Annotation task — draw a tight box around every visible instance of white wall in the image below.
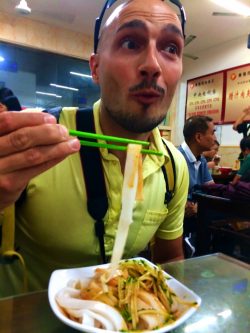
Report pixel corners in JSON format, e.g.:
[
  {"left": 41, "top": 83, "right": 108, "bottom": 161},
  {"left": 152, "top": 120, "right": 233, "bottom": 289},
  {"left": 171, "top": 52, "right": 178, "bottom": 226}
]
[{"left": 174, "top": 35, "right": 250, "bottom": 146}]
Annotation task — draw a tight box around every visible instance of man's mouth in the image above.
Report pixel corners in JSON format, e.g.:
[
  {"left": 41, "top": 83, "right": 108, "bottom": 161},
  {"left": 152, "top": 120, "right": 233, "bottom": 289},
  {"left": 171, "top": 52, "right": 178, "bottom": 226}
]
[{"left": 130, "top": 89, "right": 162, "bottom": 105}]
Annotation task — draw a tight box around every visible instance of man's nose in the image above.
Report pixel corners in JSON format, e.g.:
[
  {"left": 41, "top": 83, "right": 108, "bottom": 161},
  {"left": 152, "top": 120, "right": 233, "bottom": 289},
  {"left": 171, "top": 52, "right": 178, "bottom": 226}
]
[{"left": 138, "top": 45, "right": 161, "bottom": 81}]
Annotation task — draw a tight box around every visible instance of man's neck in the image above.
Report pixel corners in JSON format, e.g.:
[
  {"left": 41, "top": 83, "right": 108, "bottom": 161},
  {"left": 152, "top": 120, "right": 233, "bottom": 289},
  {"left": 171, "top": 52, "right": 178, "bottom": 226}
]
[
  {"left": 187, "top": 142, "right": 202, "bottom": 159},
  {"left": 99, "top": 106, "right": 151, "bottom": 140},
  {"left": 99, "top": 106, "right": 152, "bottom": 173}
]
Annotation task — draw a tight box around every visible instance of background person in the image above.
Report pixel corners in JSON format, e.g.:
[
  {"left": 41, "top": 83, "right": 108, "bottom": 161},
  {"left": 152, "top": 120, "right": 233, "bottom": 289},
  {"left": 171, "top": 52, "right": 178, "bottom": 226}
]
[
  {"left": 203, "top": 140, "right": 220, "bottom": 171},
  {"left": 200, "top": 137, "right": 250, "bottom": 201},
  {"left": 0, "top": 0, "right": 188, "bottom": 297},
  {"left": 231, "top": 137, "right": 250, "bottom": 185},
  {"left": 233, "top": 106, "right": 250, "bottom": 163},
  {"left": 0, "top": 87, "right": 22, "bottom": 112},
  {"left": 232, "top": 106, "right": 250, "bottom": 138},
  {"left": 178, "top": 116, "right": 216, "bottom": 256}
]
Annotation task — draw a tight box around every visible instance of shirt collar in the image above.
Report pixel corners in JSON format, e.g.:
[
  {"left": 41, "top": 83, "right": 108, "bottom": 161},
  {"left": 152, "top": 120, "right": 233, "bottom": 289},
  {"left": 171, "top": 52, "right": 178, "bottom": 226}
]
[{"left": 181, "top": 141, "right": 197, "bottom": 163}]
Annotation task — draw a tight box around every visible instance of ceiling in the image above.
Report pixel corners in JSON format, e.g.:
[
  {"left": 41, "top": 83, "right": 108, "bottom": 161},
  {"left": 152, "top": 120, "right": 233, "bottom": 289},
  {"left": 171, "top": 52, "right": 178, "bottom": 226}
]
[{"left": 0, "top": 0, "right": 249, "bottom": 60}]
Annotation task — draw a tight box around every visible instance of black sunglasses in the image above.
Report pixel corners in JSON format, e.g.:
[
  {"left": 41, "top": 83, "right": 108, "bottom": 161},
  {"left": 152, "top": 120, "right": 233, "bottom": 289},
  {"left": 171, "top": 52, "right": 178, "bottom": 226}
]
[{"left": 94, "top": 0, "right": 186, "bottom": 53}]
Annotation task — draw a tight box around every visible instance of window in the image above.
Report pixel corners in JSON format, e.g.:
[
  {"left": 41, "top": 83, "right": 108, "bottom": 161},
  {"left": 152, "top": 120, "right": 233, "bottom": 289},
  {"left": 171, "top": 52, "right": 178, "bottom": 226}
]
[{"left": 0, "top": 41, "right": 100, "bottom": 109}]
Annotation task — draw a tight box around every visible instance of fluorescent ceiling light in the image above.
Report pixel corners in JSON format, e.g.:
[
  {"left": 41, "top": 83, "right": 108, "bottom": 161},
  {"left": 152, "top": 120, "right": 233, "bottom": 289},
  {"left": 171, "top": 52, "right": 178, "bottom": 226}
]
[
  {"left": 70, "top": 71, "right": 92, "bottom": 78},
  {"left": 211, "top": 0, "right": 250, "bottom": 16},
  {"left": 15, "top": 0, "right": 31, "bottom": 15},
  {"left": 50, "top": 83, "right": 79, "bottom": 91},
  {"left": 0, "top": 56, "right": 5, "bottom": 62},
  {"left": 36, "top": 91, "right": 62, "bottom": 98}
]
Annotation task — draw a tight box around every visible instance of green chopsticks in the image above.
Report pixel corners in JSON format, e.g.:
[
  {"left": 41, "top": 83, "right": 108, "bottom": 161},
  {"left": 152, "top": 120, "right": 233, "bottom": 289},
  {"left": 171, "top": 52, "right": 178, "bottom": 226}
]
[
  {"left": 69, "top": 129, "right": 163, "bottom": 156},
  {"left": 69, "top": 129, "right": 149, "bottom": 146}
]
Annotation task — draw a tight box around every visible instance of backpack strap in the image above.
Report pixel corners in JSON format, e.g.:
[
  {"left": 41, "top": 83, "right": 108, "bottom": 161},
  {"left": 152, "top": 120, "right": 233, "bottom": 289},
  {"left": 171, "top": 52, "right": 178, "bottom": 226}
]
[
  {"left": 45, "top": 106, "right": 109, "bottom": 263},
  {"left": 76, "top": 108, "right": 108, "bottom": 264},
  {"left": 0, "top": 205, "right": 28, "bottom": 291},
  {"left": 161, "top": 140, "right": 176, "bottom": 204}
]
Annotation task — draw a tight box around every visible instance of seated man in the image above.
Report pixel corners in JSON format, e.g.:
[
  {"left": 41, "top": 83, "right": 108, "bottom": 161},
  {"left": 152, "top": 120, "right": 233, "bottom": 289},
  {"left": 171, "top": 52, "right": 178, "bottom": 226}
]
[
  {"left": 232, "top": 106, "right": 250, "bottom": 138},
  {"left": 231, "top": 137, "right": 250, "bottom": 185},
  {"left": 178, "top": 116, "right": 216, "bottom": 256}
]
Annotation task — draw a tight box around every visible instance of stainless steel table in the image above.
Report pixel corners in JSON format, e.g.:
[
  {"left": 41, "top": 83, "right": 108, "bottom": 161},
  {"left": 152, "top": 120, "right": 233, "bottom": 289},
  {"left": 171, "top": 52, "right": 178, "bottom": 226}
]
[{"left": 0, "top": 253, "right": 249, "bottom": 333}]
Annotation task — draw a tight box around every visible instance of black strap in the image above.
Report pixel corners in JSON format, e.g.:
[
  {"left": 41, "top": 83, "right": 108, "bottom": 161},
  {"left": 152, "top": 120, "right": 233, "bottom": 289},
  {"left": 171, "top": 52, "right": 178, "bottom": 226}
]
[
  {"left": 161, "top": 141, "right": 176, "bottom": 204},
  {"left": 76, "top": 108, "right": 108, "bottom": 264},
  {"left": 48, "top": 107, "right": 175, "bottom": 261}
]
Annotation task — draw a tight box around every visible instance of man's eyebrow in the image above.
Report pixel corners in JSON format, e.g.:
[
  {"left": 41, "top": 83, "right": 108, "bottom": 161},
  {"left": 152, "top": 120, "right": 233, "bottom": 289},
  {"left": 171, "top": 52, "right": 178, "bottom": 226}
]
[
  {"left": 117, "top": 19, "right": 147, "bottom": 33},
  {"left": 162, "top": 24, "right": 184, "bottom": 39},
  {"left": 116, "top": 20, "right": 184, "bottom": 40}
]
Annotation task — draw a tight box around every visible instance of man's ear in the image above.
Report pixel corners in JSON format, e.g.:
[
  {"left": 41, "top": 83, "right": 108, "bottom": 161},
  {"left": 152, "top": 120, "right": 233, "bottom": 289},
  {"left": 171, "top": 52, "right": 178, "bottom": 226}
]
[
  {"left": 0, "top": 103, "right": 7, "bottom": 112},
  {"left": 90, "top": 53, "right": 100, "bottom": 84},
  {"left": 195, "top": 132, "right": 202, "bottom": 143}
]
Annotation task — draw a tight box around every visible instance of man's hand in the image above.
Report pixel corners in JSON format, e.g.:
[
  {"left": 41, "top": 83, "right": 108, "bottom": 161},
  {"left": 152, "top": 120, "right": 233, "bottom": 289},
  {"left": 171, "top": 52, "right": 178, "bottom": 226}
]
[
  {"left": 0, "top": 111, "right": 80, "bottom": 210},
  {"left": 233, "top": 106, "right": 250, "bottom": 130},
  {"left": 185, "top": 201, "right": 197, "bottom": 217},
  {"left": 243, "top": 106, "right": 250, "bottom": 115}
]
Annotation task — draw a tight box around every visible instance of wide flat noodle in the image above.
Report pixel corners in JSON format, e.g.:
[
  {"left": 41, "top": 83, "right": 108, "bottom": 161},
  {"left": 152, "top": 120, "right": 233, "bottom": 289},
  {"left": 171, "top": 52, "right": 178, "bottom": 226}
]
[
  {"left": 136, "top": 152, "right": 143, "bottom": 201},
  {"left": 109, "top": 144, "right": 142, "bottom": 271},
  {"left": 55, "top": 259, "right": 198, "bottom": 331}
]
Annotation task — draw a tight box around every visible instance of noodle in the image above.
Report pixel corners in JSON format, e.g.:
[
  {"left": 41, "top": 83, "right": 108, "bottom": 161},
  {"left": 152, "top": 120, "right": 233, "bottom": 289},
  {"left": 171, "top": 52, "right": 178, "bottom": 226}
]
[{"left": 56, "top": 259, "right": 197, "bottom": 331}]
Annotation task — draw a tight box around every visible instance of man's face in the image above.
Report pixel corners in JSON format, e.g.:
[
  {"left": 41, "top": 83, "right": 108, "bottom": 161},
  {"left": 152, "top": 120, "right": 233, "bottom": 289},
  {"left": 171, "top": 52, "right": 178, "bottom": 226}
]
[
  {"left": 198, "top": 121, "right": 217, "bottom": 152},
  {"left": 242, "top": 148, "right": 250, "bottom": 157},
  {"left": 205, "top": 143, "right": 219, "bottom": 158},
  {"left": 0, "top": 103, "right": 8, "bottom": 113},
  {"left": 90, "top": 0, "right": 184, "bottom": 133}
]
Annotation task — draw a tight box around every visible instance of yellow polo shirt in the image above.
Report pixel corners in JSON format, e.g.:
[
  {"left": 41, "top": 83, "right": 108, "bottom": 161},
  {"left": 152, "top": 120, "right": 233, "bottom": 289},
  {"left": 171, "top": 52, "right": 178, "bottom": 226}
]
[{"left": 0, "top": 101, "right": 188, "bottom": 297}]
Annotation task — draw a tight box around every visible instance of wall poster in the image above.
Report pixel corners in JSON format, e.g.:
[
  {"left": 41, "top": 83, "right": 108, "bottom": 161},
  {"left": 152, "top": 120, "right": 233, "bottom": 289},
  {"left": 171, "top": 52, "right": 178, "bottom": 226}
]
[
  {"left": 224, "top": 64, "right": 250, "bottom": 123},
  {"left": 185, "top": 73, "right": 223, "bottom": 122},
  {"left": 185, "top": 63, "right": 250, "bottom": 124}
]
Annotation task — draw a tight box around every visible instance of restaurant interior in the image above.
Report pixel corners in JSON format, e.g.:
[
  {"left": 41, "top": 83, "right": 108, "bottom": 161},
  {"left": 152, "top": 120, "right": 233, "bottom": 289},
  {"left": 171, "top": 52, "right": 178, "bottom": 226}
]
[{"left": 0, "top": 1, "right": 249, "bottom": 332}]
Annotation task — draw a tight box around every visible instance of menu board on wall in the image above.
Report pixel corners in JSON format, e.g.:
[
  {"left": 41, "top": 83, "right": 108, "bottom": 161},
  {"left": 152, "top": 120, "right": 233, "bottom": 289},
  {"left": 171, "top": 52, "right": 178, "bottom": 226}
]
[
  {"left": 185, "top": 73, "right": 223, "bottom": 122},
  {"left": 224, "top": 64, "right": 250, "bottom": 123},
  {"left": 185, "top": 63, "right": 250, "bottom": 124}
]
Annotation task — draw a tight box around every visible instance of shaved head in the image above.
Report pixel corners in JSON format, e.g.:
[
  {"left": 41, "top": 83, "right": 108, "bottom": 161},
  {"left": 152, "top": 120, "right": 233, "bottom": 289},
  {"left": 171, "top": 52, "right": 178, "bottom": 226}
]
[
  {"left": 98, "top": 0, "right": 182, "bottom": 52},
  {"left": 90, "top": 0, "right": 184, "bottom": 136}
]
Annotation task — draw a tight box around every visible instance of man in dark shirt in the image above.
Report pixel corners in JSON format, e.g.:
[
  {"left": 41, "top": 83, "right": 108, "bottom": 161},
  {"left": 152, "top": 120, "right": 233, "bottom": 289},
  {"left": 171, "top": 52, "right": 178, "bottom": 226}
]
[
  {"left": 231, "top": 137, "right": 250, "bottom": 184},
  {"left": 233, "top": 106, "right": 250, "bottom": 138}
]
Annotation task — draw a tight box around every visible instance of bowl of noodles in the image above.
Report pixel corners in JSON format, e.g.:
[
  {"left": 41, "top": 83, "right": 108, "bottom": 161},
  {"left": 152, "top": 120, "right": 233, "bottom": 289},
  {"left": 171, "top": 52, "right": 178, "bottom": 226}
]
[{"left": 48, "top": 257, "right": 201, "bottom": 333}]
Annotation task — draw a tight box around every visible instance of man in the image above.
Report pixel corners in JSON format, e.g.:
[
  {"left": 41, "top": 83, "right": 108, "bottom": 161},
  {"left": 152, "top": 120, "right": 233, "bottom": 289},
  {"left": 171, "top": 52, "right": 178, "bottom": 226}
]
[
  {"left": 0, "top": 87, "right": 22, "bottom": 112},
  {"left": 233, "top": 106, "right": 250, "bottom": 161},
  {"left": 232, "top": 106, "right": 250, "bottom": 138},
  {"left": 0, "top": 0, "right": 188, "bottom": 296},
  {"left": 178, "top": 116, "right": 216, "bottom": 254},
  {"left": 231, "top": 137, "right": 250, "bottom": 185},
  {"left": 203, "top": 140, "right": 220, "bottom": 170},
  {"left": 200, "top": 136, "right": 250, "bottom": 201}
]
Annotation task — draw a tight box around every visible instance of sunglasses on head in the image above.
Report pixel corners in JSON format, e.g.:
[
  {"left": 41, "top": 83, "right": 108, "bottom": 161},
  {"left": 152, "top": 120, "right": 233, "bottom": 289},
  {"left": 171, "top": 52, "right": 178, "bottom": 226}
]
[{"left": 94, "top": 0, "right": 186, "bottom": 53}]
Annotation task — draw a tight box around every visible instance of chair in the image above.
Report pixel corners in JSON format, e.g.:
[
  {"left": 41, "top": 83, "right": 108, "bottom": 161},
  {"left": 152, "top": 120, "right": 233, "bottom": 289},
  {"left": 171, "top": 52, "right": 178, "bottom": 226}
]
[{"left": 193, "top": 193, "right": 250, "bottom": 263}]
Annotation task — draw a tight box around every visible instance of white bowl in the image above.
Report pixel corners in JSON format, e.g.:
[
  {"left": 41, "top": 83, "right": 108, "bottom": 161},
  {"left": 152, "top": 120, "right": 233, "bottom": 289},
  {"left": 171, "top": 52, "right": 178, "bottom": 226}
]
[{"left": 48, "top": 257, "right": 201, "bottom": 333}]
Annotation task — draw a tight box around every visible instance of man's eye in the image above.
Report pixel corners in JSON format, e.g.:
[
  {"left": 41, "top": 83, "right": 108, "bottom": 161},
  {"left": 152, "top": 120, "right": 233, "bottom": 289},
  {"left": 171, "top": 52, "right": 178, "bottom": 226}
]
[
  {"left": 163, "top": 44, "right": 179, "bottom": 55},
  {"left": 121, "top": 39, "right": 138, "bottom": 50}
]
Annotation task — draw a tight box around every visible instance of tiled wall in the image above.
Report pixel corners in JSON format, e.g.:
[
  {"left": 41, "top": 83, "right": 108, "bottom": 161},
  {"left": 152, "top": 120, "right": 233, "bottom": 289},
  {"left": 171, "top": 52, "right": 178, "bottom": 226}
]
[{"left": 0, "top": 11, "right": 92, "bottom": 59}]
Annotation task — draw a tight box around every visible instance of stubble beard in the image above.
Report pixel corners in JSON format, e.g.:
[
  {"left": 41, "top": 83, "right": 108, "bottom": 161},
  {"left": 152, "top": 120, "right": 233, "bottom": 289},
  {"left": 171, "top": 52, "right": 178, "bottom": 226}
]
[{"left": 105, "top": 104, "right": 167, "bottom": 133}]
